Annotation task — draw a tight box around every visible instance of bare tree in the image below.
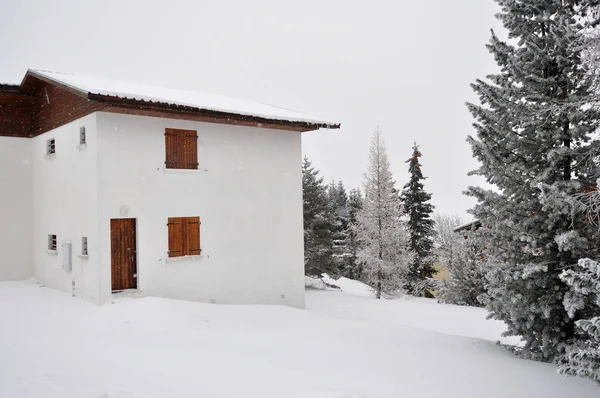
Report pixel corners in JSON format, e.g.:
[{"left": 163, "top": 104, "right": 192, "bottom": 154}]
[{"left": 432, "top": 213, "right": 464, "bottom": 272}]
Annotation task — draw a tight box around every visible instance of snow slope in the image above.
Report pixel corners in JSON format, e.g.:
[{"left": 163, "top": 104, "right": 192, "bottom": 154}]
[
  {"left": 0, "top": 281, "right": 597, "bottom": 398},
  {"left": 306, "top": 290, "right": 522, "bottom": 345}
]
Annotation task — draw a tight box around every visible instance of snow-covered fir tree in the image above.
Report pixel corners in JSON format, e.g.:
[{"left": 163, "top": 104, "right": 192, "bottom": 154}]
[
  {"left": 466, "top": 0, "right": 600, "bottom": 361},
  {"left": 432, "top": 214, "right": 486, "bottom": 307},
  {"left": 401, "top": 142, "right": 435, "bottom": 297},
  {"left": 555, "top": 175, "right": 600, "bottom": 383},
  {"left": 302, "top": 157, "right": 336, "bottom": 278},
  {"left": 354, "top": 129, "right": 414, "bottom": 299},
  {"left": 558, "top": 258, "right": 600, "bottom": 384},
  {"left": 347, "top": 188, "right": 364, "bottom": 280},
  {"left": 437, "top": 227, "right": 487, "bottom": 308},
  {"left": 328, "top": 180, "right": 352, "bottom": 276}
]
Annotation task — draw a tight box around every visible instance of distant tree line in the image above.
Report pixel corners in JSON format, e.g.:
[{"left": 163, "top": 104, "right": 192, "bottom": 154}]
[{"left": 303, "top": 130, "right": 435, "bottom": 299}]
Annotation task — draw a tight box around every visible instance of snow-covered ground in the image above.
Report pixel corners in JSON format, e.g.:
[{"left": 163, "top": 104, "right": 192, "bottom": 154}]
[{"left": 0, "top": 280, "right": 597, "bottom": 398}]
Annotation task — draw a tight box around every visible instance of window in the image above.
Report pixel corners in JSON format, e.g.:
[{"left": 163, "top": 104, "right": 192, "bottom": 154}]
[
  {"left": 48, "top": 234, "right": 57, "bottom": 251},
  {"left": 165, "top": 128, "right": 198, "bottom": 169},
  {"left": 79, "top": 126, "right": 86, "bottom": 145},
  {"left": 167, "top": 217, "right": 201, "bottom": 257},
  {"left": 81, "top": 236, "right": 88, "bottom": 256},
  {"left": 46, "top": 138, "right": 56, "bottom": 155}
]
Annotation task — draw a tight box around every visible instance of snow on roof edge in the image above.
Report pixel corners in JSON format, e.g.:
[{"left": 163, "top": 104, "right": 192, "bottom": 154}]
[
  {"left": 27, "top": 69, "right": 339, "bottom": 127},
  {"left": 453, "top": 219, "right": 482, "bottom": 232}
]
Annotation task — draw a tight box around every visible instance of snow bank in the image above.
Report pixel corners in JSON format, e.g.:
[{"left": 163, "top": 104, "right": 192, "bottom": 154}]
[
  {"left": 305, "top": 275, "right": 372, "bottom": 295},
  {"left": 0, "top": 281, "right": 596, "bottom": 398},
  {"left": 320, "top": 275, "right": 375, "bottom": 297},
  {"left": 306, "top": 289, "right": 522, "bottom": 345},
  {"left": 305, "top": 276, "right": 340, "bottom": 291}
]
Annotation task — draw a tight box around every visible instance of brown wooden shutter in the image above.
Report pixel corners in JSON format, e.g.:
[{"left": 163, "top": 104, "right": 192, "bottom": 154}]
[
  {"left": 165, "top": 129, "right": 180, "bottom": 169},
  {"left": 167, "top": 217, "right": 184, "bottom": 257},
  {"left": 182, "top": 130, "right": 198, "bottom": 170},
  {"left": 184, "top": 217, "right": 201, "bottom": 255},
  {"left": 165, "top": 128, "right": 197, "bottom": 169}
]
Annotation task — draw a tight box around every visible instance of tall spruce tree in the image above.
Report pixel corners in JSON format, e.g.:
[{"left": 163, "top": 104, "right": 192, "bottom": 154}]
[
  {"left": 355, "top": 129, "right": 414, "bottom": 298},
  {"left": 466, "top": 0, "right": 600, "bottom": 360},
  {"left": 347, "top": 188, "right": 364, "bottom": 280},
  {"left": 401, "top": 142, "right": 436, "bottom": 297},
  {"left": 302, "top": 157, "right": 336, "bottom": 278}
]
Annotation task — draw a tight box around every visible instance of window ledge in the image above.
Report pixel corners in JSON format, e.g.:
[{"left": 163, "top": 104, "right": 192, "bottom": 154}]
[
  {"left": 78, "top": 254, "right": 89, "bottom": 260},
  {"left": 76, "top": 144, "right": 87, "bottom": 151},
  {"left": 44, "top": 153, "right": 56, "bottom": 160},
  {"left": 46, "top": 249, "right": 58, "bottom": 255},
  {"left": 162, "top": 167, "right": 206, "bottom": 174},
  {"left": 166, "top": 254, "right": 205, "bottom": 263}
]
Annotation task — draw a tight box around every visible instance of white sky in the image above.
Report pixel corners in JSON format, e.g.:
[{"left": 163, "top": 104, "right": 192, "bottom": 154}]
[{"left": 0, "top": 0, "right": 502, "bottom": 218}]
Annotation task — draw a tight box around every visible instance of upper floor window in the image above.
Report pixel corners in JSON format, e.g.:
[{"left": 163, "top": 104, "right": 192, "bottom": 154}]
[
  {"left": 46, "top": 138, "right": 56, "bottom": 155},
  {"left": 164, "top": 128, "right": 198, "bottom": 169}
]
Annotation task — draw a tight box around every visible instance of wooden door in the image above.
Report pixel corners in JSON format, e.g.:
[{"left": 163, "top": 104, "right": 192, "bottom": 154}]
[{"left": 111, "top": 218, "right": 137, "bottom": 291}]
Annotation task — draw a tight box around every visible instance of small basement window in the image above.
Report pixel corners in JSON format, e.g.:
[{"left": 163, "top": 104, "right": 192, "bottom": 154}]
[
  {"left": 167, "top": 217, "right": 201, "bottom": 257},
  {"left": 81, "top": 236, "right": 88, "bottom": 256},
  {"left": 48, "top": 234, "right": 57, "bottom": 251},
  {"left": 79, "top": 126, "right": 86, "bottom": 145},
  {"left": 46, "top": 138, "right": 56, "bottom": 155}
]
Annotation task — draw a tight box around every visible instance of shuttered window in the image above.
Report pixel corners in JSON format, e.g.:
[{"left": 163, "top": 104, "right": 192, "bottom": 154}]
[
  {"left": 165, "top": 128, "right": 198, "bottom": 169},
  {"left": 167, "top": 217, "right": 201, "bottom": 257}
]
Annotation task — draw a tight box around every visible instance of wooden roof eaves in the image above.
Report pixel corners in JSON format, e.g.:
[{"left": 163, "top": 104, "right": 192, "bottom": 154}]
[
  {"left": 14, "top": 70, "right": 341, "bottom": 132},
  {"left": 89, "top": 93, "right": 340, "bottom": 132}
]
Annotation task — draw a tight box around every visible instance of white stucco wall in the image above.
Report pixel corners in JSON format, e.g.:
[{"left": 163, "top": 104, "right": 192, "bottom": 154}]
[
  {"left": 96, "top": 112, "right": 305, "bottom": 308},
  {"left": 31, "top": 114, "right": 100, "bottom": 303},
  {"left": 0, "top": 137, "right": 33, "bottom": 281}
]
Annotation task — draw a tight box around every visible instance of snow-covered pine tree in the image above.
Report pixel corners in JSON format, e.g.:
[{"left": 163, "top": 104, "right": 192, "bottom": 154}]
[
  {"left": 328, "top": 180, "right": 352, "bottom": 277},
  {"left": 437, "top": 228, "right": 487, "bottom": 308},
  {"left": 554, "top": 174, "right": 600, "bottom": 383},
  {"left": 347, "top": 188, "right": 364, "bottom": 280},
  {"left": 354, "top": 129, "right": 414, "bottom": 298},
  {"left": 302, "top": 157, "right": 336, "bottom": 278},
  {"left": 558, "top": 258, "right": 600, "bottom": 384},
  {"left": 401, "top": 142, "right": 436, "bottom": 297},
  {"left": 466, "top": 0, "right": 600, "bottom": 360}
]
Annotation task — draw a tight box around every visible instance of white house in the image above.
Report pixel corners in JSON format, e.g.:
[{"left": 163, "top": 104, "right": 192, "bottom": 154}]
[{"left": 0, "top": 69, "right": 338, "bottom": 308}]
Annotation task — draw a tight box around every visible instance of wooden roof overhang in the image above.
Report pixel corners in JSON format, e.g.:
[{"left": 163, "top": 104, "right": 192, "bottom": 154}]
[{"left": 0, "top": 70, "right": 339, "bottom": 137}]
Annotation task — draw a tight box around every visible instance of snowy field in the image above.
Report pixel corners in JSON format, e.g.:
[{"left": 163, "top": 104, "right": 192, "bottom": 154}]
[{"left": 0, "top": 280, "right": 597, "bottom": 398}]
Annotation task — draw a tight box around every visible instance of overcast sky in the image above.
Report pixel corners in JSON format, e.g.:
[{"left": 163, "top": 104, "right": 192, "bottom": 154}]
[{"left": 1, "top": 0, "right": 502, "bottom": 219}]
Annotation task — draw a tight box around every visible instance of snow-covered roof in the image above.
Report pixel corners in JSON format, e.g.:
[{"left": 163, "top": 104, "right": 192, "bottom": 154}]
[
  {"left": 26, "top": 69, "right": 338, "bottom": 127},
  {"left": 453, "top": 219, "right": 482, "bottom": 233}
]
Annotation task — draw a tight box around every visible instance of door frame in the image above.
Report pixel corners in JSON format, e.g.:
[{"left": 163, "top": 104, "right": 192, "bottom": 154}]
[{"left": 110, "top": 218, "right": 138, "bottom": 292}]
